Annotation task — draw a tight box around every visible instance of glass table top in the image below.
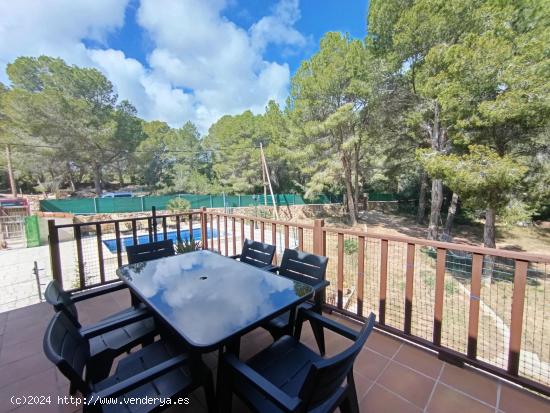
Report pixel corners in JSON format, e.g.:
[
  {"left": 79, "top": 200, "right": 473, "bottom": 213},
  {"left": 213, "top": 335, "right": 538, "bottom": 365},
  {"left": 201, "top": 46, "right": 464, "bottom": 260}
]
[{"left": 117, "top": 250, "right": 314, "bottom": 350}]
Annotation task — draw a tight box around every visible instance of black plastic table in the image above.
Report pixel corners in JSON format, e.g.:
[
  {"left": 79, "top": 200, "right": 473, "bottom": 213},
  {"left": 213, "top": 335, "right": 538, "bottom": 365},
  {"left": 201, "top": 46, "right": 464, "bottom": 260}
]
[{"left": 116, "top": 250, "right": 315, "bottom": 353}]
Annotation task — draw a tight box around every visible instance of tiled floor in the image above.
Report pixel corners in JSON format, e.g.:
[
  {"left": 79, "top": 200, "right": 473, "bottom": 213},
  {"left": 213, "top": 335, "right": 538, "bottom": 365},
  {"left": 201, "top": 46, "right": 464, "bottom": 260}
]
[{"left": 0, "top": 290, "right": 548, "bottom": 413}]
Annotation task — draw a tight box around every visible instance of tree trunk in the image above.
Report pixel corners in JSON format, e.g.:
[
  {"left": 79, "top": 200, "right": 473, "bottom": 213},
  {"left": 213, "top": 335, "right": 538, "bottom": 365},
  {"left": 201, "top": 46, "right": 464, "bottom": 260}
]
[
  {"left": 426, "top": 101, "right": 447, "bottom": 240},
  {"left": 416, "top": 171, "right": 428, "bottom": 224},
  {"left": 118, "top": 168, "right": 124, "bottom": 187},
  {"left": 93, "top": 163, "right": 102, "bottom": 196},
  {"left": 353, "top": 145, "right": 360, "bottom": 212},
  {"left": 484, "top": 206, "right": 496, "bottom": 248},
  {"left": 427, "top": 179, "right": 443, "bottom": 240},
  {"left": 483, "top": 206, "right": 497, "bottom": 283},
  {"left": 5, "top": 145, "right": 16, "bottom": 197},
  {"left": 342, "top": 154, "right": 357, "bottom": 226},
  {"left": 442, "top": 192, "right": 459, "bottom": 240}
]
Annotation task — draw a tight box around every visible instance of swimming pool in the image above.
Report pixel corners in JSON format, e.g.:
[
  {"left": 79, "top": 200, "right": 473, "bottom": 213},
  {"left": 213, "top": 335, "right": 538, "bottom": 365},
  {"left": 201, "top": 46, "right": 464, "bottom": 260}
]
[{"left": 102, "top": 228, "right": 218, "bottom": 253}]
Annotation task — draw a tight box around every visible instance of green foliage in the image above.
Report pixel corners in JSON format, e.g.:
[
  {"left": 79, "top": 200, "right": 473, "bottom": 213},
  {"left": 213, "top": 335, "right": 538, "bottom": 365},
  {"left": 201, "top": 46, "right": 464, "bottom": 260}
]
[
  {"left": 418, "top": 145, "right": 528, "bottom": 212},
  {"left": 343, "top": 239, "right": 358, "bottom": 255},
  {"left": 166, "top": 197, "right": 191, "bottom": 213},
  {"left": 176, "top": 237, "right": 201, "bottom": 254}
]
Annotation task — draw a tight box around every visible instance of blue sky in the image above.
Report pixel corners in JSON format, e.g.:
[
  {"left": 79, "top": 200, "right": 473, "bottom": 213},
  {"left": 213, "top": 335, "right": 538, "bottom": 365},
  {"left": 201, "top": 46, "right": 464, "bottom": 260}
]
[{"left": 0, "top": 0, "right": 370, "bottom": 133}]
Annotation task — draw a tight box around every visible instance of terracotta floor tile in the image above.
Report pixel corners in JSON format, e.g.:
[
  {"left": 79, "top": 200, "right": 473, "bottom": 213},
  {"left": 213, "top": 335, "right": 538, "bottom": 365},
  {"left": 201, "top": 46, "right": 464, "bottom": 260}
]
[
  {"left": 364, "top": 331, "right": 402, "bottom": 358},
  {"left": 0, "top": 368, "right": 61, "bottom": 412},
  {"left": 353, "top": 371, "right": 374, "bottom": 401},
  {"left": 354, "top": 347, "right": 390, "bottom": 380},
  {"left": 499, "top": 383, "right": 550, "bottom": 413},
  {"left": 377, "top": 361, "right": 435, "bottom": 408},
  {"left": 360, "top": 384, "right": 422, "bottom": 413},
  {"left": 427, "top": 384, "right": 494, "bottom": 413},
  {"left": 0, "top": 335, "right": 43, "bottom": 366},
  {"left": 440, "top": 364, "right": 498, "bottom": 406},
  {"left": 0, "top": 352, "right": 53, "bottom": 388},
  {"left": 394, "top": 343, "right": 443, "bottom": 378}
]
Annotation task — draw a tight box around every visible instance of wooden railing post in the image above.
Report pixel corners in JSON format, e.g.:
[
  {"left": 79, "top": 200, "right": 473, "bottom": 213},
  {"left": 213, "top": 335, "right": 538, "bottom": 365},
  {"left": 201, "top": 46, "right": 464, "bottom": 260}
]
[
  {"left": 379, "top": 239, "right": 388, "bottom": 325},
  {"left": 508, "top": 259, "right": 528, "bottom": 376},
  {"left": 404, "top": 243, "right": 416, "bottom": 335},
  {"left": 357, "top": 236, "right": 365, "bottom": 317},
  {"left": 467, "top": 253, "right": 484, "bottom": 358},
  {"left": 200, "top": 207, "right": 208, "bottom": 250},
  {"left": 312, "top": 219, "right": 325, "bottom": 256},
  {"left": 337, "top": 233, "right": 344, "bottom": 308},
  {"left": 48, "top": 219, "right": 63, "bottom": 288},
  {"left": 433, "top": 248, "right": 447, "bottom": 345}
]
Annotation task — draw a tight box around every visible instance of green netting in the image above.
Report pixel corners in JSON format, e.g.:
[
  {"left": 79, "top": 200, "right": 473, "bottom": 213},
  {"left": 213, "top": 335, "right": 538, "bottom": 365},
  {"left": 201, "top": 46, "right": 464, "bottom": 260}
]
[{"left": 39, "top": 192, "right": 354, "bottom": 214}]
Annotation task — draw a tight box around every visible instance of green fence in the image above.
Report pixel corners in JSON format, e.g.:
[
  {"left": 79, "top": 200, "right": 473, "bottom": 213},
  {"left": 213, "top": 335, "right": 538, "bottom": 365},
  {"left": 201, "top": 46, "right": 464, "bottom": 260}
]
[{"left": 39, "top": 193, "right": 342, "bottom": 214}]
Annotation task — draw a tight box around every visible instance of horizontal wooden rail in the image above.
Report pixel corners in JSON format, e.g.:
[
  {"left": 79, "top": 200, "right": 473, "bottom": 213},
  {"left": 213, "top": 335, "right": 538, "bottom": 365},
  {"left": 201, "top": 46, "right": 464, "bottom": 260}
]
[
  {"left": 322, "top": 226, "right": 550, "bottom": 263},
  {"left": 47, "top": 209, "right": 550, "bottom": 397}
]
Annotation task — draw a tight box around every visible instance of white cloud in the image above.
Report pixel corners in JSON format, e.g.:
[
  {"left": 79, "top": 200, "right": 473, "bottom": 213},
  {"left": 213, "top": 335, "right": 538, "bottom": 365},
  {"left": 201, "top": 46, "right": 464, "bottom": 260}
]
[
  {"left": 0, "top": 0, "right": 307, "bottom": 133},
  {"left": 0, "top": 0, "right": 128, "bottom": 81}
]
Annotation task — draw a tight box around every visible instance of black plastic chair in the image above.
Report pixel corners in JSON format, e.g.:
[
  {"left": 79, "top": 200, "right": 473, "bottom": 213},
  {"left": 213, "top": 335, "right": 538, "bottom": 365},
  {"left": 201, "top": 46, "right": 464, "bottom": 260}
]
[
  {"left": 264, "top": 249, "right": 329, "bottom": 354},
  {"left": 44, "top": 280, "right": 156, "bottom": 386},
  {"left": 221, "top": 310, "right": 376, "bottom": 413},
  {"left": 230, "top": 239, "right": 276, "bottom": 270},
  {"left": 126, "top": 239, "right": 175, "bottom": 264},
  {"left": 43, "top": 311, "right": 215, "bottom": 413},
  {"left": 126, "top": 239, "right": 176, "bottom": 306}
]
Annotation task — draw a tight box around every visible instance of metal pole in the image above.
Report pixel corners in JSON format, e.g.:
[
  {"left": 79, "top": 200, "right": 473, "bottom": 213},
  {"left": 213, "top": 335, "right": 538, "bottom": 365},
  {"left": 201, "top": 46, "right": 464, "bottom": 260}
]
[{"left": 33, "top": 261, "right": 43, "bottom": 301}]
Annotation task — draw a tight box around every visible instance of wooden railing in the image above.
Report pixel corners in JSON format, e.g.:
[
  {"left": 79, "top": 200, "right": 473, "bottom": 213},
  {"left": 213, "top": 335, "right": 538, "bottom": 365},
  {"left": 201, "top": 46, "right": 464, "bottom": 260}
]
[{"left": 48, "top": 208, "right": 550, "bottom": 396}]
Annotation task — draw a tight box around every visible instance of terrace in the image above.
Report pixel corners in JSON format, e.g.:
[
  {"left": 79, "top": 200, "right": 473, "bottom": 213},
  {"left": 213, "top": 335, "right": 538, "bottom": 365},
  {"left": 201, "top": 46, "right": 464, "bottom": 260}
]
[{"left": 0, "top": 208, "right": 549, "bottom": 412}]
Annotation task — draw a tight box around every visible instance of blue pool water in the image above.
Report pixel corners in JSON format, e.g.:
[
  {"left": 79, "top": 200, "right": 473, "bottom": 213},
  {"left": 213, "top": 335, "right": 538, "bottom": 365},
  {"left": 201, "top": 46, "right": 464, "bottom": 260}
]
[{"left": 102, "top": 228, "right": 218, "bottom": 253}]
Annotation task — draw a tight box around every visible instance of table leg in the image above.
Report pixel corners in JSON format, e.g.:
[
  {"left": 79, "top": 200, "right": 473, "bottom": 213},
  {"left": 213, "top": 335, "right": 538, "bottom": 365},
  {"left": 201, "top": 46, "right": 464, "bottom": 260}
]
[{"left": 217, "top": 337, "right": 241, "bottom": 413}]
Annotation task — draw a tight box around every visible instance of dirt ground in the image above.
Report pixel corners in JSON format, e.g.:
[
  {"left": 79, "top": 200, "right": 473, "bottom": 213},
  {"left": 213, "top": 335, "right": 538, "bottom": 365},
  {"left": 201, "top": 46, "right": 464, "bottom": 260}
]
[{"left": 296, "top": 206, "right": 550, "bottom": 256}]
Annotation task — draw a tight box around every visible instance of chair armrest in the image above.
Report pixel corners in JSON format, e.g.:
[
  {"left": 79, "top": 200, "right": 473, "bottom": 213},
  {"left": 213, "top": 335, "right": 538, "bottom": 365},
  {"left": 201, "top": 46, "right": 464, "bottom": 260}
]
[
  {"left": 223, "top": 353, "right": 301, "bottom": 413},
  {"left": 262, "top": 264, "right": 279, "bottom": 273},
  {"left": 296, "top": 309, "right": 359, "bottom": 341},
  {"left": 229, "top": 254, "right": 241, "bottom": 260},
  {"left": 81, "top": 308, "right": 151, "bottom": 339},
  {"left": 71, "top": 282, "right": 127, "bottom": 302},
  {"left": 88, "top": 353, "right": 189, "bottom": 402}
]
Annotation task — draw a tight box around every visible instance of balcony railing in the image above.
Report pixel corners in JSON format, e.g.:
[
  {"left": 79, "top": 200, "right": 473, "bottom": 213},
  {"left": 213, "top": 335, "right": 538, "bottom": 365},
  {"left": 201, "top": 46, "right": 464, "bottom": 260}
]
[{"left": 47, "top": 208, "right": 550, "bottom": 397}]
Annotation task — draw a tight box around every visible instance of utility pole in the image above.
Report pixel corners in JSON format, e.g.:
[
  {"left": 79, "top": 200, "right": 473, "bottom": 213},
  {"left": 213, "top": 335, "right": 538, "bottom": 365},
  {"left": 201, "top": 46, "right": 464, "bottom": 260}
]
[
  {"left": 5, "top": 144, "right": 16, "bottom": 197},
  {"left": 259, "top": 143, "right": 279, "bottom": 220}
]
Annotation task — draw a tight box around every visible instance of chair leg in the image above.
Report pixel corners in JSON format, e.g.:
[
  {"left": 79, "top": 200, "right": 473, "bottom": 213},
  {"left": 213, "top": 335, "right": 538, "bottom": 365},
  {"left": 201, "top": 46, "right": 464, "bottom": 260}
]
[
  {"left": 86, "top": 354, "right": 113, "bottom": 383},
  {"left": 311, "top": 320, "right": 325, "bottom": 356},
  {"left": 203, "top": 372, "right": 217, "bottom": 413},
  {"left": 340, "top": 373, "right": 360, "bottom": 413},
  {"left": 217, "top": 348, "right": 232, "bottom": 413}
]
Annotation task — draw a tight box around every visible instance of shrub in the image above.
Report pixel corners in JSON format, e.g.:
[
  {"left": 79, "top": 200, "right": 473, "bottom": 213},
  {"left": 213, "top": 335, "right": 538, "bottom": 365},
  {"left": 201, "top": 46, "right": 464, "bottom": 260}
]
[{"left": 167, "top": 197, "right": 191, "bottom": 213}]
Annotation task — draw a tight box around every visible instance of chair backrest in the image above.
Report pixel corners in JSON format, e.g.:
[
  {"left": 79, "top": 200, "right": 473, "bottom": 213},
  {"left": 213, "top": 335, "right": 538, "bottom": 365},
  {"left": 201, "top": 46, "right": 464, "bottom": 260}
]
[
  {"left": 44, "top": 280, "right": 80, "bottom": 326},
  {"left": 278, "top": 249, "right": 328, "bottom": 286},
  {"left": 300, "top": 313, "right": 376, "bottom": 409},
  {"left": 239, "top": 239, "right": 276, "bottom": 268},
  {"left": 43, "top": 311, "right": 91, "bottom": 395},
  {"left": 126, "top": 239, "right": 175, "bottom": 264}
]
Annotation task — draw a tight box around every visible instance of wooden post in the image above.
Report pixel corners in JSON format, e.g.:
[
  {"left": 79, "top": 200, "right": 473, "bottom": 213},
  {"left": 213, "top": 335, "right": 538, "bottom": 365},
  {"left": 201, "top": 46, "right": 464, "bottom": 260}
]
[
  {"left": 379, "top": 239, "right": 388, "bottom": 325},
  {"left": 152, "top": 206, "right": 158, "bottom": 242},
  {"left": 433, "top": 248, "right": 447, "bottom": 345},
  {"left": 200, "top": 207, "right": 208, "bottom": 250},
  {"left": 74, "top": 226, "right": 86, "bottom": 289},
  {"left": 357, "top": 236, "right": 365, "bottom": 317},
  {"left": 96, "top": 223, "right": 105, "bottom": 284},
  {"left": 337, "top": 233, "right": 344, "bottom": 308},
  {"left": 508, "top": 260, "right": 528, "bottom": 376},
  {"left": 467, "top": 253, "right": 483, "bottom": 358},
  {"left": 312, "top": 219, "right": 325, "bottom": 256},
  {"left": 48, "top": 219, "right": 63, "bottom": 287},
  {"left": 404, "top": 243, "right": 415, "bottom": 335}
]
